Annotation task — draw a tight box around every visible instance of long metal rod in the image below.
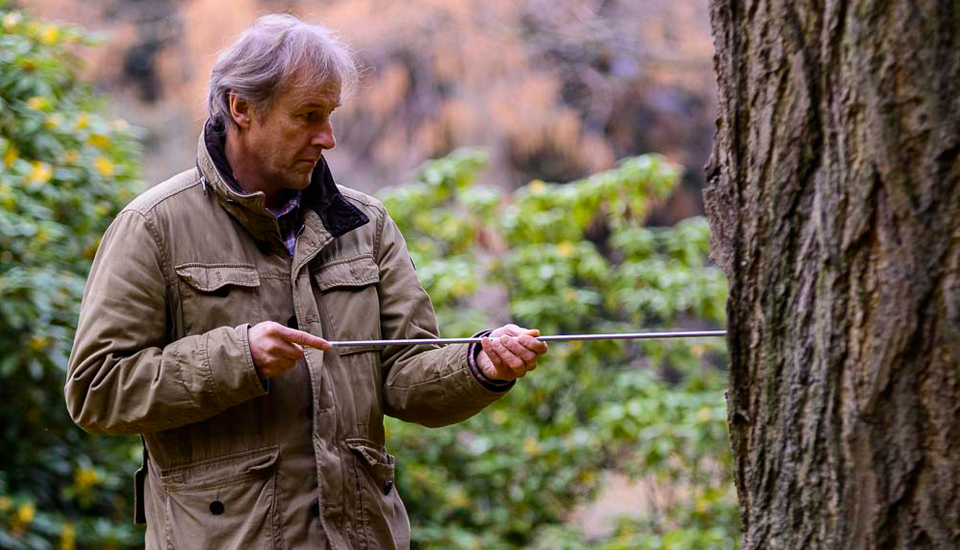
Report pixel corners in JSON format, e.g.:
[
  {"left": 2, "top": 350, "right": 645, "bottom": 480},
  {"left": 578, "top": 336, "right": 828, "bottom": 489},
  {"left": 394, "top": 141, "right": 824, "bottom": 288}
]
[{"left": 329, "top": 330, "right": 727, "bottom": 348}]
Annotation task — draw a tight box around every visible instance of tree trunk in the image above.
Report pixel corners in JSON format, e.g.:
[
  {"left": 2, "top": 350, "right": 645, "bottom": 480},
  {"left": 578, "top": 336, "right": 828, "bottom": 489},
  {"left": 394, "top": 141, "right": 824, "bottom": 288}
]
[{"left": 703, "top": 1, "right": 960, "bottom": 548}]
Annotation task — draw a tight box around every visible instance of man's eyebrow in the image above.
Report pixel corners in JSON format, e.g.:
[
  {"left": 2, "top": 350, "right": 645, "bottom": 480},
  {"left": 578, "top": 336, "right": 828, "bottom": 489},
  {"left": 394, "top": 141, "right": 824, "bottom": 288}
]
[{"left": 298, "top": 101, "right": 342, "bottom": 109}]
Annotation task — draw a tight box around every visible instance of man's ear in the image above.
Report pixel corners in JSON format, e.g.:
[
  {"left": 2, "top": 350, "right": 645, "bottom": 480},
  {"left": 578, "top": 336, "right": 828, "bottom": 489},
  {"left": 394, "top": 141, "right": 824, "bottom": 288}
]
[{"left": 228, "top": 93, "right": 253, "bottom": 130}]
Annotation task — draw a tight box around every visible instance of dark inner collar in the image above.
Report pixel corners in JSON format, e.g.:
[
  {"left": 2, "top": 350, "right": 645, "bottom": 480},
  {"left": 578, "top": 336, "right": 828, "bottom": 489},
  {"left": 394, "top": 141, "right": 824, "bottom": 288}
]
[{"left": 201, "top": 118, "right": 369, "bottom": 238}]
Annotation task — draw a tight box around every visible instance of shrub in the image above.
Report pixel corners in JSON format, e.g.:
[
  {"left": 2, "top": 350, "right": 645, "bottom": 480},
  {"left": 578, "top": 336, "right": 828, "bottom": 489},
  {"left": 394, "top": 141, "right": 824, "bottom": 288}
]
[
  {"left": 380, "top": 149, "right": 735, "bottom": 548},
  {"left": 0, "top": 4, "right": 144, "bottom": 548}
]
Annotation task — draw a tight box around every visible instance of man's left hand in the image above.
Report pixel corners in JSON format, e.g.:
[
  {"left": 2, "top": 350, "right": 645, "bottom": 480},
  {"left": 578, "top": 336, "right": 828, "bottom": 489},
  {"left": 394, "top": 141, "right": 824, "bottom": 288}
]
[{"left": 478, "top": 324, "right": 548, "bottom": 381}]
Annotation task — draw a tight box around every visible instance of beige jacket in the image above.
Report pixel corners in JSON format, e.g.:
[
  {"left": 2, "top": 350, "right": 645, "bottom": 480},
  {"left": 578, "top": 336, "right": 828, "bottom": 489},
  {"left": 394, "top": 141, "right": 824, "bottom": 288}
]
[{"left": 65, "top": 124, "right": 510, "bottom": 549}]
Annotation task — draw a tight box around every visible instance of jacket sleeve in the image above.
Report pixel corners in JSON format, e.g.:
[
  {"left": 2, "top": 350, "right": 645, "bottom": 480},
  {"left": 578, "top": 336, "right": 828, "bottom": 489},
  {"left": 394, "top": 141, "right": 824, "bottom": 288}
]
[
  {"left": 375, "top": 211, "right": 512, "bottom": 428},
  {"left": 65, "top": 210, "right": 266, "bottom": 435}
]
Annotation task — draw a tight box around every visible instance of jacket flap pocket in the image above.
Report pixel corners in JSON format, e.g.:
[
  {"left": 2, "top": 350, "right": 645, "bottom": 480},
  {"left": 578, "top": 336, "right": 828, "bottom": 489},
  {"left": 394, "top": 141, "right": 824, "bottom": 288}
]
[
  {"left": 314, "top": 255, "right": 380, "bottom": 291},
  {"left": 176, "top": 264, "right": 261, "bottom": 292},
  {"left": 160, "top": 446, "right": 279, "bottom": 490},
  {"left": 336, "top": 343, "right": 382, "bottom": 356},
  {"left": 346, "top": 438, "right": 395, "bottom": 494}
]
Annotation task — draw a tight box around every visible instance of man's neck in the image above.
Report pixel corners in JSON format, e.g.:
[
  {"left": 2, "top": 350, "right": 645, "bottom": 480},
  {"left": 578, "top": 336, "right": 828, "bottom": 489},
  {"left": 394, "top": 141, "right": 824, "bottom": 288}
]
[{"left": 223, "top": 128, "right": 288, "bottom": 210}]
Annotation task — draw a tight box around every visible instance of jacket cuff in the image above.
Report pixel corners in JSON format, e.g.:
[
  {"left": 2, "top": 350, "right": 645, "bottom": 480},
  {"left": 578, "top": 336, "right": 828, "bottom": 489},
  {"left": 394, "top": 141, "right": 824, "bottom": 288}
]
[
  {"left": 467, "top": 330, "right": 514, "bottom": 392},
  {"left": 202, "top": 324, "right": 268, "bottom": 408}
]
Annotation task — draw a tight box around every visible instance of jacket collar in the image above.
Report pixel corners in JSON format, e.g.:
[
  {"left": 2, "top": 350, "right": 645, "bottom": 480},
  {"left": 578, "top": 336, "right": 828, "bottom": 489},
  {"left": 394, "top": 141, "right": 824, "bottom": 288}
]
[{"left": 196, "top": 119, "right": 369, "bottom": 247}]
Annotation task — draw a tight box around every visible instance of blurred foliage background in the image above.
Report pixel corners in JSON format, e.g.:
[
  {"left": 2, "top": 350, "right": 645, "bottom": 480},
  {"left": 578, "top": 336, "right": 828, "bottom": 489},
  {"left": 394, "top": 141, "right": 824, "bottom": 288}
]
[
  {"left": 26, "top": 0, "right": 717, "bottom": 225},
  {"left": 0, "top": 3, "right": 735, "bottom": 549},
  {"left": 0, "top": 4, "right": 144, "bottom": 548}
]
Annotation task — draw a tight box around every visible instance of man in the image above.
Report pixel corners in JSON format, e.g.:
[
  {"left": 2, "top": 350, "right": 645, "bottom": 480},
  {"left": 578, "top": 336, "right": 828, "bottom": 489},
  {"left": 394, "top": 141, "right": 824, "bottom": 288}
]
[{"left": 65, "top": 14, "right": 546, "bottom": 549}]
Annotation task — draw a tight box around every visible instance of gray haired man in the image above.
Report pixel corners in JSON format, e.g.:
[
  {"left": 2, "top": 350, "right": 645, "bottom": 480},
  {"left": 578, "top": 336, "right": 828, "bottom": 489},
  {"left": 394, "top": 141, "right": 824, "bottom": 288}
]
[{"left": 66, "top": 14, "right": 546, "bottom": 549}]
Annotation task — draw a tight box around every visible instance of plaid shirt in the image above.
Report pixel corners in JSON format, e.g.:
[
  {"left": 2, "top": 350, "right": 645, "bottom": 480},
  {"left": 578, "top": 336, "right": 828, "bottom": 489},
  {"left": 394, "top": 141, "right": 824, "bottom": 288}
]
[{"left": 271, "top": 192, "right": 302, "bottom": 257}]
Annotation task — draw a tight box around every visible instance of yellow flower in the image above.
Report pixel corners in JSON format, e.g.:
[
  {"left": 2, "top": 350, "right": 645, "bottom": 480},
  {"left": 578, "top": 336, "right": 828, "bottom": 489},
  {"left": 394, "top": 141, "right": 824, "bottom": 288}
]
[
  {"left": 75, "top": 466, "right": 99, "bottom": 490},
  {"left": 491, "top": 410, "right": 507, "bottom": 425},
  {"left": 60, "top": 521, "right": 76, "bottom": 550},
  {"left": 45, "top": 114, "right": 64, "bottom": 129},
  {"left": 62, "top": 150, "right": 79, "bottom": 164},
  {"left": 16, "top": 502, "right": 35, "bottom": 525},
  {"left": 40, "top": 25, "right": 60, "bottom": 45},
  {"left": 29, "top": 334, "right": 50, "bottom": 350},
  {"left": 522, "top": 436, "right": 540, "bottom": 456},
  {"left": 75, "top": 113, "right": 90, "bottom": 129},
  {"left": 556, "top": 241, "right": 574, "bottom": 258},
  {"left": 27, "top": 96, "right": 47, "bottom": 110},
  {"left": 448, "top": 488, "right": 469, "bottom": 508},
  {"left": 29, "top": 161, "right": 53, "bottom": 184},
  {"left": 2, "top": 11, "right": 22, "bottom": 31},
  {"left": 3, "top": 147, "right": 18, "bottom": 166},
  {"left": 88, "top": 134, "right": 110, "bottom": 148},
  {"left": 695, "top": 494, "right": 711, "bottom": 513},
  {"left": 577, "top": 470, "right": 596, "bottom": 485},
  {"left": 94, "top": 156, "right": 114, "bottom": 176},
  {"left": 527, "top": 179, "right": 546, "bottom": 195}
]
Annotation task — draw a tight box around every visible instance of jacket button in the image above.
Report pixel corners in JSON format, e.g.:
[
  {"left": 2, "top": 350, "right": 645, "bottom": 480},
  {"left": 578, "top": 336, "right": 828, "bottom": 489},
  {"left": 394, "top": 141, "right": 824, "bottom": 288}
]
[
  {"left": 310, "top": 501, "right": 320, "bottom": 517},
  {"left": 383, "top": 480, "right": 393, "bottom": 495},
  {"left": 209, "top": 500, "right": 225, "bottom": 515}
]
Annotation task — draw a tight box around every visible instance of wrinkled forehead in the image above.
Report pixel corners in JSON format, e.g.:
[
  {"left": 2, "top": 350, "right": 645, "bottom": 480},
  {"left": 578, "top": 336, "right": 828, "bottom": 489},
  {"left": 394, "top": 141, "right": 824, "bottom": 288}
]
[
  {"left": 275, "top": 67, "right": 342, "bottom": 107},
  {"left": 287, "top": 63, "right": 342, "bottom": 93}
]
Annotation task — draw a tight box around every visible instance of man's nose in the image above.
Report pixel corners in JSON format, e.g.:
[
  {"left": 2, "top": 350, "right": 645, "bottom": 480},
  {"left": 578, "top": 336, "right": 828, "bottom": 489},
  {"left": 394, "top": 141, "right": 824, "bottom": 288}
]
[{"left": 312, "top": 121, "right": 336, "bottom": 150}]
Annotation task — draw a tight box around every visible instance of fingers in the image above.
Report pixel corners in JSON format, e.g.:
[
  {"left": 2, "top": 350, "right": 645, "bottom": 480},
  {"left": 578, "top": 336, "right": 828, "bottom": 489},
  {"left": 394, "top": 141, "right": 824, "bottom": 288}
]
[
  {"left": 480, "top": 337, "right": 514, "bottom": 380},
  {"left": 517, "top": 333, "right": 548, "bottom": 355},
  {"left": 275, "top": 324, "right": 332, "bottom": 351},
  {"left": 481, "top": 332, "right": 546, "bottom": 380},
  {"left": 492, "top": 324, "right": 541, "bottom": 338},
  {"left": 273, "top": 341, "right": 305, "bottom": 361},
  {"left": 500, "top": 335, "right": 539, "bottom": 365},
  {"left": 249, "top": 321, "right": 331, "bottom": 380}
]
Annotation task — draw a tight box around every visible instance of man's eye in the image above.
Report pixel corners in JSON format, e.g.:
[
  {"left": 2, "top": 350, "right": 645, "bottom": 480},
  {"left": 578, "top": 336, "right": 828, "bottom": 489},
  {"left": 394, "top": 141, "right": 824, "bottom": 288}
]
[{"left": 302, "top": 112, "right": 318, "bottom": 121}]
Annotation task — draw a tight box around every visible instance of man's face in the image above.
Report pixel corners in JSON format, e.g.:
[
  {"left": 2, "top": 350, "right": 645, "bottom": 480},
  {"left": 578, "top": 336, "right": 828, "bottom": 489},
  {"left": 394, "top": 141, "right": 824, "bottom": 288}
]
[{"left": 242, "top": 73, "right": 341, "bottom": 194}]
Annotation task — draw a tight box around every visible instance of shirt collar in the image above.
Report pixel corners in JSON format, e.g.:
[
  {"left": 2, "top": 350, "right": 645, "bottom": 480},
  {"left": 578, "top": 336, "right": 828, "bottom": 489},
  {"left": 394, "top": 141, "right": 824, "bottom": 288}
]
[{"left": 270, "top": 191, "right": 301, "bottom": 218}]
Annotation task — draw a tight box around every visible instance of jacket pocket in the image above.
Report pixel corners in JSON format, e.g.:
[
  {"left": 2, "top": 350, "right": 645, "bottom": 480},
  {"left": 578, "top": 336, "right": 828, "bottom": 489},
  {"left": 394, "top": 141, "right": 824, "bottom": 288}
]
[
  {"left": 346, "top": 438, "right": 410, "bottom": 549},
  {"left": 175, "top": 263, "right": 262, "bottom": 336},
  {"left": 160, "top": 446, "right": 281, "bottom": 550},
  {"left": 313, "top": 254, "right": 381, "bottom": 353}
]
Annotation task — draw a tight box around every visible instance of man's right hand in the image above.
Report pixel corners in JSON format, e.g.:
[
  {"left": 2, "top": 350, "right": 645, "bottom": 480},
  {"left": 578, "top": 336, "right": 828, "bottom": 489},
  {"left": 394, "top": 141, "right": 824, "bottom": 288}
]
[{"left": 248, "top": 321, "right": 332, "bottom": 379}]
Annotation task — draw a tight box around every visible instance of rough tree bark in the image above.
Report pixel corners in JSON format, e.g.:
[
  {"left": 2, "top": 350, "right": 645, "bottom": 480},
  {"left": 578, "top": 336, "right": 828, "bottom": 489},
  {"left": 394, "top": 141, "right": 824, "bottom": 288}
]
[{"left": 704, "top": 1, "right": 959, "bottom": 548}]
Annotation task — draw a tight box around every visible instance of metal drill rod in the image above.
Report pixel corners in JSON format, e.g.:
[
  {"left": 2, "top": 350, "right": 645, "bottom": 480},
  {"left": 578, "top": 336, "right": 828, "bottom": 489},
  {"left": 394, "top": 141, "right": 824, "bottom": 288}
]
[{"left": 329, "top": 330, "right": 727, "bottom": 348}]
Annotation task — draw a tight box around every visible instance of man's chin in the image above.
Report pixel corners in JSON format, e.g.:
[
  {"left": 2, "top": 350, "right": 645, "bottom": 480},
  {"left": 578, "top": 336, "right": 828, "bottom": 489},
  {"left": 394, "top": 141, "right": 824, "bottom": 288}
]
[{"left": 286, "top": 167, "right": 315, "bottom": 189}]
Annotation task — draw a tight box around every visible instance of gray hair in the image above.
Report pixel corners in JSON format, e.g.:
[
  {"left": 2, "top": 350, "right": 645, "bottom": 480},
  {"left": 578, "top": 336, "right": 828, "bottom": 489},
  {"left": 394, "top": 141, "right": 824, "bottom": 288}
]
[{"left": 207, "top": 14, "right": 360, "bottom": 128}]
